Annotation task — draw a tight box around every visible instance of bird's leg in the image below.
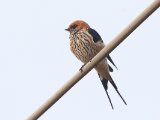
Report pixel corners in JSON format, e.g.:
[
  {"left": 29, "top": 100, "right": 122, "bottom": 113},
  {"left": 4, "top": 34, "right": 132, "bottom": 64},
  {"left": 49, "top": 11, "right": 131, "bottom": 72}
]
[{"left": 79, "top": 63, "right": 86, "bottom": 72}]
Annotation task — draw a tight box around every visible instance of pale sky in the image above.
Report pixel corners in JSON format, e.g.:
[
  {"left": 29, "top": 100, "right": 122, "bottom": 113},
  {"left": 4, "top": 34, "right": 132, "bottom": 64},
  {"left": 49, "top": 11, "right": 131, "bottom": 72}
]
[{"left": 0, "top": 0, "right": 160, "bottom": 120}]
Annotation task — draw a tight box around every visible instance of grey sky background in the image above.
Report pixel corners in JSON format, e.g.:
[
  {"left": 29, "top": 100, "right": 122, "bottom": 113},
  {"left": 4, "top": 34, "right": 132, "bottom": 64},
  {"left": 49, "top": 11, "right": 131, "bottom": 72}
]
[{"left": 0, "top": 0, "right": 160, "bottom": 120}]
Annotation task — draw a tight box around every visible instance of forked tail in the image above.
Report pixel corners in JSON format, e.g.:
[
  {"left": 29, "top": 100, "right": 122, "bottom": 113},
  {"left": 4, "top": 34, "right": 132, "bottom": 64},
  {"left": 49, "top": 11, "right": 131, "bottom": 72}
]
[{"left": 100, "top": 77, "right": 127, "bottom": 109}]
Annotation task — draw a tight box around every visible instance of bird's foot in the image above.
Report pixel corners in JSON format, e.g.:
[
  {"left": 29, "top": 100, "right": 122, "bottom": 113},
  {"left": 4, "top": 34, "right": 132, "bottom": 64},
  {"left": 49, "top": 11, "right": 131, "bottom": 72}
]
[{"left": 79, "top": 64, "right": 86, "bottom": 72}]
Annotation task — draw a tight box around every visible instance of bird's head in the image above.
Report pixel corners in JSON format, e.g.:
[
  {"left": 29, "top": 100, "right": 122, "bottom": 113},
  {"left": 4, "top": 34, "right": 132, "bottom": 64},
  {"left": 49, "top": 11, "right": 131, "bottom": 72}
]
[{"left": 65, "top": 20, "right": 90, "bottom": 34}]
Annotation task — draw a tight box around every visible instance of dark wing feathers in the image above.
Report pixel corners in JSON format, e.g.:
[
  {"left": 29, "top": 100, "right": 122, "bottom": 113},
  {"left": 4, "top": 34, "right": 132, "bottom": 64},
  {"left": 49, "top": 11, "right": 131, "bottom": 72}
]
[
  {"left": 108, "top": 64, "right": 113, "bottom": 72},
  {"left": 107, "top": 55, "right": 118, "bottom": 70},
  {"left": 88, "top": 28, "right": 103, "bottom": 43},
  {"left": 88, "top": 28, "right": 118, "bottom": 70}
]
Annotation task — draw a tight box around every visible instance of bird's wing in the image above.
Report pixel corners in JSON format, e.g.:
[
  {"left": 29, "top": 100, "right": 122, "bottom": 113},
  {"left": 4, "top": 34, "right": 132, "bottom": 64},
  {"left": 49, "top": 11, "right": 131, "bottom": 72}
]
[
  {"left": 88, "top": 28, "right": 118, "bottom": 70},
  {"left": 88, "top": 28, "right": 103, "bottom": 43},
  {"left": 108, "top": 64, "right": 113, "bottom": 72},
  {"left": 107, "top": 55, "right": 118, "bottom": 70}
]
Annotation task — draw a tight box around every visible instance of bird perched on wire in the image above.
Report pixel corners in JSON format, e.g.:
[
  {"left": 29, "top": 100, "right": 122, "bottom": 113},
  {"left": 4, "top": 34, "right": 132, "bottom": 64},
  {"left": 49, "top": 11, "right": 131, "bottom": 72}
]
[{"left": 65, "top": 20, "right": 127, "bottom": 109}]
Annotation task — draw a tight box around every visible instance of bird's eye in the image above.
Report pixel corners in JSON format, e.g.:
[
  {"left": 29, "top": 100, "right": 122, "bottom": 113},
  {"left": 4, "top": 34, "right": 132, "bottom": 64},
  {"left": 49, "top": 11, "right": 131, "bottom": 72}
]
[{"left": 71, "top": 24, "right": 78, "bottom": 29}]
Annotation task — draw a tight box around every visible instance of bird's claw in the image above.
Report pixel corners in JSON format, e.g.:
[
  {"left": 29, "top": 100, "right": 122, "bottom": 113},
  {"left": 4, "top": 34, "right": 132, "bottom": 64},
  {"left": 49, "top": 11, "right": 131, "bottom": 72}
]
[{"left": 79, "top": 64, "right": 86, "bottom": 72}]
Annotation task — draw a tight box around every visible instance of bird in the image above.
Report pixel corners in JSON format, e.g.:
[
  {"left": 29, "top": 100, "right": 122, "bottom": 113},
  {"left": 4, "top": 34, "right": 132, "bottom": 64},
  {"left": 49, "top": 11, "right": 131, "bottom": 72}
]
[{"left": 65, "top": 20, "right": 127, "bottom": 109}]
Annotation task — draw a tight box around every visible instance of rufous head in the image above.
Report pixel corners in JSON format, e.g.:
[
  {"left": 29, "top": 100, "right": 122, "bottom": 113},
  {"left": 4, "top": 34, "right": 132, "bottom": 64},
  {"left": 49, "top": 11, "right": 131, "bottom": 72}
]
[{"left": 65, "top": 20, "right": 90, "bottom": 33}]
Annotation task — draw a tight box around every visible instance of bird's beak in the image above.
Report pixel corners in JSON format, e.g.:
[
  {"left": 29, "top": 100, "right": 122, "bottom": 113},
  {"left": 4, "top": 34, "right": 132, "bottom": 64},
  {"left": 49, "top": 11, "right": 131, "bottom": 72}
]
[{"left": 65, "top": 28, "right": 70, "bottom": 31}]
